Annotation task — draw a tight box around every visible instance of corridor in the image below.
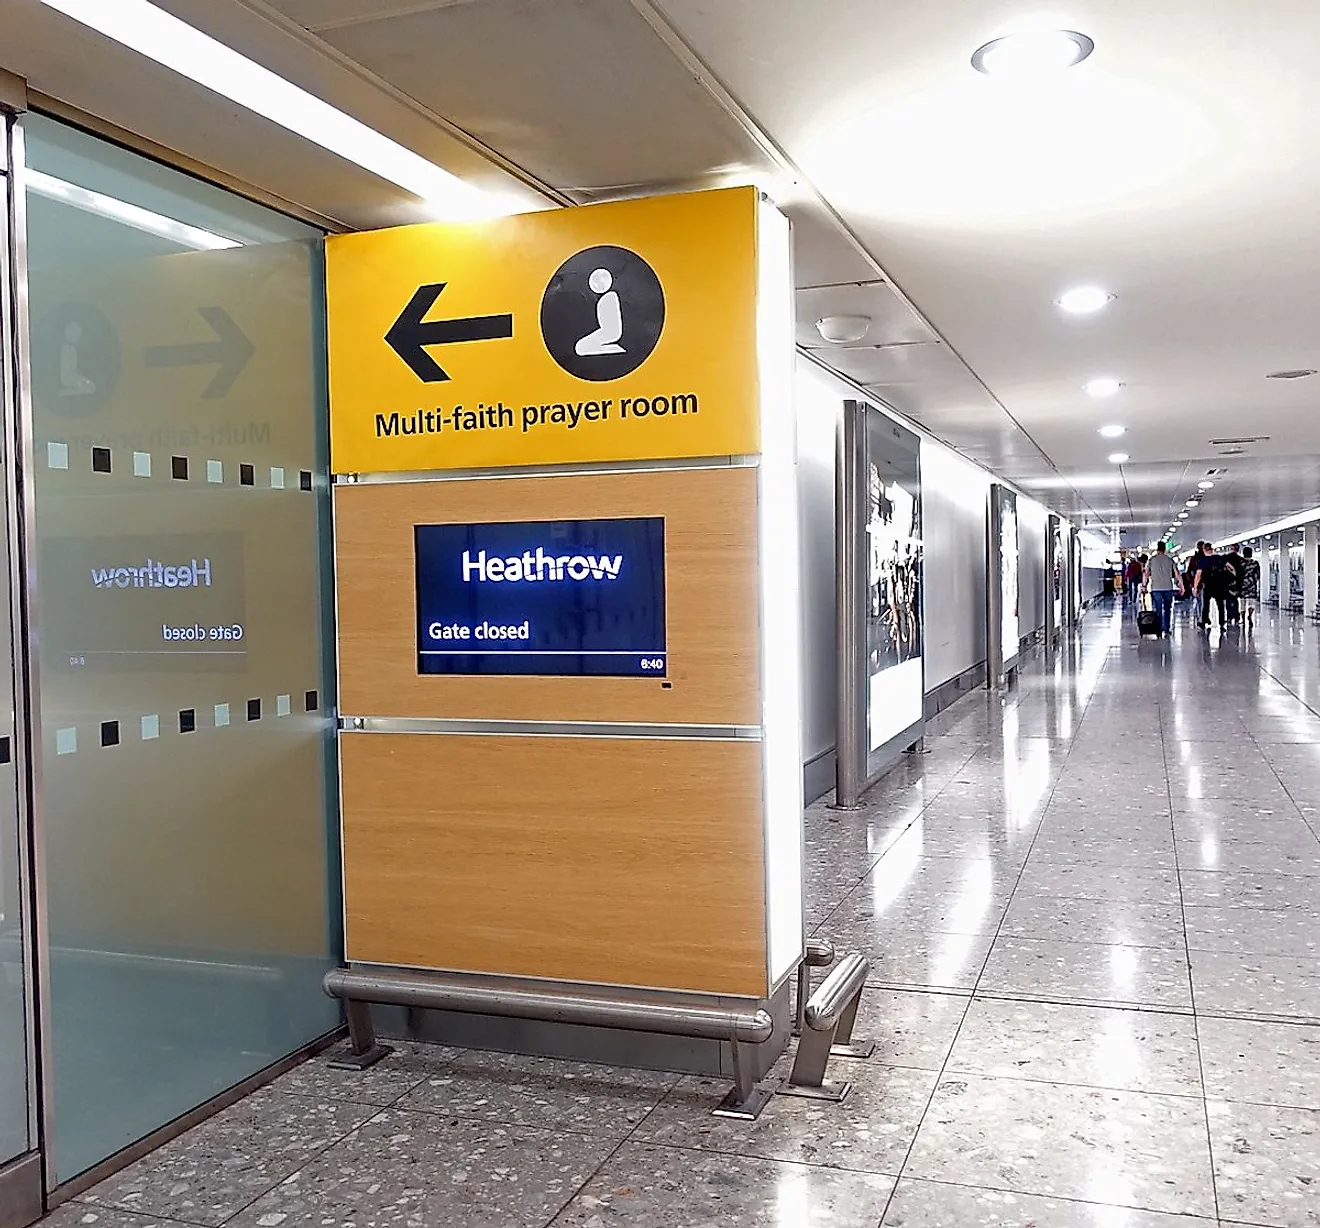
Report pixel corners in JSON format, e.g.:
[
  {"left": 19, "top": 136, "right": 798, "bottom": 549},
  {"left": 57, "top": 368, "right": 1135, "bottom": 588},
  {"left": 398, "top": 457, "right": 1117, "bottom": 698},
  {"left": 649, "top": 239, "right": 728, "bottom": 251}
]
[{"left": 43, "top": 603, "right": 1320, "bottom": 1228}]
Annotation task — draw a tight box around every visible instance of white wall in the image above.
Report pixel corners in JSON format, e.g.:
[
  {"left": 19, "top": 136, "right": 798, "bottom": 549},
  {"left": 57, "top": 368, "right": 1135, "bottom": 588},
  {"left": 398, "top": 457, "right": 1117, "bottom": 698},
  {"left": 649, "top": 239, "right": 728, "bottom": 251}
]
[
  {"left": 795, "top": 362, "right": 839, "bottom": 764},
  {"left": 921, "top": 443, "right": 991, "bottom": 688},
  {"left": 795, "top": 357, "right": 999, "bottom": 744},
  {"left": 1018, "top": 496, "right": 1049, "bottom": 637}
]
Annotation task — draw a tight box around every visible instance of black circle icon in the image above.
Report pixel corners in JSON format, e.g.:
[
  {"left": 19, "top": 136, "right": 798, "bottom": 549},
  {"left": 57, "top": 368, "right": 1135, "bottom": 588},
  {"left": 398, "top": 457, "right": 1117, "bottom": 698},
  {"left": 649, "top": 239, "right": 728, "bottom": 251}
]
[
  {"left": 540, "top": 245, "right": 664, "bottom": 381},
  {"left": 30, "top": 302, "right": 122, "bottom": 418}
]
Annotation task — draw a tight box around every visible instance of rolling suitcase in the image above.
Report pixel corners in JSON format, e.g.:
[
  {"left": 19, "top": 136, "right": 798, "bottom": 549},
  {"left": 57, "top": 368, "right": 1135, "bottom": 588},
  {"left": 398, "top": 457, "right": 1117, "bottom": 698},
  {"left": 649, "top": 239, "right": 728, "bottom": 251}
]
[{"left": 1137, "top": 592, "right": 1161, "bottom": 637}]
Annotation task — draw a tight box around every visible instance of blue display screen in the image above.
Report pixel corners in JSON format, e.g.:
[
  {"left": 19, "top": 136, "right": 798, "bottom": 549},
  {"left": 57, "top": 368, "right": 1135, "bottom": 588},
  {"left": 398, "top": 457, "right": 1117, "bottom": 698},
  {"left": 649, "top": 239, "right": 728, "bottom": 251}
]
[{"left": 414, "top": 517, "right": 667, "bottom": 677}]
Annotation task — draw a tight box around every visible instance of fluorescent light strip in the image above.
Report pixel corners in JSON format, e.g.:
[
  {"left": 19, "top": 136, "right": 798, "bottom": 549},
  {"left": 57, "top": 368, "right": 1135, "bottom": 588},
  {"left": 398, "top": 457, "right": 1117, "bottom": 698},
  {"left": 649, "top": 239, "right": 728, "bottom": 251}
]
[
  {"left": 40, "top": 0, "right": 495, "bottom": 219},
  {"left": 26, "top": 169, "right": 241, "bottom": 251},
  {"left": 1215, "top": 506, "right": 1320, "bottom": 547}
]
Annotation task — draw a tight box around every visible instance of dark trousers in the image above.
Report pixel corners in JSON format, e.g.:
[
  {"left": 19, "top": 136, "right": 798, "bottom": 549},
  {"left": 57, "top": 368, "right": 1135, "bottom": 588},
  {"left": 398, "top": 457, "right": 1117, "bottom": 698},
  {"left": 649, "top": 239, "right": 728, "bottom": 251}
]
[
  {"left": 1225, "top": 593, "right": 1240, "bottom": 622},
  {"left": 1201, "top": 588, "right": 1226, "bottom": 626}
]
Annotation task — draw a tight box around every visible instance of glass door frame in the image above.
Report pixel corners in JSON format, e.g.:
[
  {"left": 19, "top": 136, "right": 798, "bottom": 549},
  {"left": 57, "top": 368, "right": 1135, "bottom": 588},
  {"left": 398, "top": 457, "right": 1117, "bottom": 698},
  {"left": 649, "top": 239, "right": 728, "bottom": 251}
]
[{"left": 0, "top": 104, "right": 47, "bottom": 1228}]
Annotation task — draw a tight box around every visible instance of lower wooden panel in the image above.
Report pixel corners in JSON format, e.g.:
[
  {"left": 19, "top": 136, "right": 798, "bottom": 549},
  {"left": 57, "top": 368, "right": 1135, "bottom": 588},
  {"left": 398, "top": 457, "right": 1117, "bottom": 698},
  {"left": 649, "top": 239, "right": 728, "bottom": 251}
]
[{"left": 341, "top": 732, "right": 768, "bottom": 997}]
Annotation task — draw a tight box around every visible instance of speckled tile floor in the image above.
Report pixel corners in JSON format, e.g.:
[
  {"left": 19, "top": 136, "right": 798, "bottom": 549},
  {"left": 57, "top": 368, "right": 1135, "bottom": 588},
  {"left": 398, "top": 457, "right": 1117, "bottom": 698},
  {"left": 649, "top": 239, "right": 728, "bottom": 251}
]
[{"left": 40, "top": 602, "right": 1320, "bottom": 1227}]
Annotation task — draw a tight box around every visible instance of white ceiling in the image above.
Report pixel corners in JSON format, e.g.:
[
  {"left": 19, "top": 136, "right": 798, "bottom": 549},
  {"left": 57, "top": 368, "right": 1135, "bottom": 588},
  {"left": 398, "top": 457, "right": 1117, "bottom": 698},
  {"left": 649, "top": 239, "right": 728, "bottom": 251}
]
[{"left": 3, "top": 0, "right": 1317, "bottom": 545}]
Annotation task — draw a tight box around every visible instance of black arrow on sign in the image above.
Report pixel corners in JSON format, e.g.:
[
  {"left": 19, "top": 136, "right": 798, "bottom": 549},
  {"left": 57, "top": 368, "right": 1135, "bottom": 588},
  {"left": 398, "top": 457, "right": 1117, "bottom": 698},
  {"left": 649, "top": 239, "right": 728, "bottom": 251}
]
[
  {"left": 144, "top": 306, "right": 254, "bottom": 399},
  {"left": 385, "top": 283, "right": 513, "bottom": 382}
]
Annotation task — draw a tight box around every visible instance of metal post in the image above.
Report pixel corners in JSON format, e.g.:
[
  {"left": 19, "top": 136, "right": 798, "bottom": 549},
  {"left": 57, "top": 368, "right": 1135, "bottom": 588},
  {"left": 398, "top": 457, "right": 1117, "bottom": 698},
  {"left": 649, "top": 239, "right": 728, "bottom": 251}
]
[
  {"left": 794, "top": 962, "right": 810, "bottom": 1038},
  {"left": 1068, "top": 527, "right": 1081, "bottom": 628},
  {"left": 793, "top": 937, "right": 836, "bottom": 1036},
  {"left": 1305, "top": 524, "right": 1318, "bottom": 618},
  {"left": 330, "top": 999, "right": 393, "bottom": 1071},
  {"left": 986, "top": 486, "right": 1004, "bottom": 687},
  {"left": 834, "top": 401, "right": 866, "bottom": 809},
  {"left": 1045, "top": 515, "right": 1060, "bottom": 647},
  {"left": 714, "top": 1035, "right": 774, "bottom": 1120},
  {"left": 828, "top": 986, "right": 875, "bottom": 1060}
]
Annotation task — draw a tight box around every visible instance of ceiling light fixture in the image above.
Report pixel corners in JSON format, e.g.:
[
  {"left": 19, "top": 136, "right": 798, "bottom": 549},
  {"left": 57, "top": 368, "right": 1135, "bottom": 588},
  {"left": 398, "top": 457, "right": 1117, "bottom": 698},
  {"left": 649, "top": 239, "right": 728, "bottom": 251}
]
[
  {"left": 1107, "top": 452, "right": 1128, "bottom": 464},
  {"left": 1185, "top": 500, "right": 1199, "bottom": 508},
  {"left": 1178, "top": 512, "right": 1189, "bottom": 519},
  {"left": 1266, "top": 369, "right": 1317, "bottom": 380},
  {"left": 971, "top": 29, "right": 1095, "bottom": 77},
  {"left": 37, "top": 0, "right": 498, "bottom": 219},
  {"left": 1098, "top": 424, "right": 1125, "bottom": 438},
  {"left": 815, "top": 315, "right": 871, "bottom": 344},
  {"left": 1197, "top": 480, "right": 1214, "bottom": 490},
  {"left": 1057, "top": 286, "right": 1114, "bottom": 315},
  {"left": 1086, "top": 377, "right": 1122, "bottom": 398},
  {"left": 25, "top": 169, "right": 240, "bottom": 250}
]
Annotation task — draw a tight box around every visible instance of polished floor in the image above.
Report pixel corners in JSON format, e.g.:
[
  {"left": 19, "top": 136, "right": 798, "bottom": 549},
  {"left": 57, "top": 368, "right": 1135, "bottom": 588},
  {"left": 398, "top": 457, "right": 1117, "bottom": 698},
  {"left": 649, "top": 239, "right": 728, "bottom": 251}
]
[{"left": 42, "top": 600, "right": 1320, "bottom": 1227}]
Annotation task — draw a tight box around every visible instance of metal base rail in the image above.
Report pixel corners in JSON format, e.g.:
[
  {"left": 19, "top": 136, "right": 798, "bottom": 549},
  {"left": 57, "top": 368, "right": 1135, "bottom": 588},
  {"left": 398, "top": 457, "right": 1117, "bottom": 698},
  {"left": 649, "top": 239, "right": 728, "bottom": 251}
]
[
  {"left": 779, "top": 951, "right": 871, "bottom": 1104},
  {"left": 323, "top": 966, "right": 777, "bottom": 1119}
]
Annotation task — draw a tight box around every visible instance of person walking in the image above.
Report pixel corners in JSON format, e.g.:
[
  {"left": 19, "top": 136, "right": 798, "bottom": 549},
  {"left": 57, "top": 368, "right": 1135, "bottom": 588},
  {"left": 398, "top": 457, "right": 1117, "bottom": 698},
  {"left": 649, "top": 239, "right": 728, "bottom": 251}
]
[
  {"left": 1145, "top": 541, "right": 1183, "bottom": 636},
  {"left": 1223, "top": 542, "right": 1245, "bottom": 625},
  {"left": 1239, "top": 545, "right": 1261, "bottom": 632},
  {"left": 1124, "top": 554, "right": 1144, "bottom": 602},
  {"left": 1184, "top": 544, "right": 1203, "bottom": 598},
  {"left": 1192, "top": 542, "right": 1229, "bottom": 629}
]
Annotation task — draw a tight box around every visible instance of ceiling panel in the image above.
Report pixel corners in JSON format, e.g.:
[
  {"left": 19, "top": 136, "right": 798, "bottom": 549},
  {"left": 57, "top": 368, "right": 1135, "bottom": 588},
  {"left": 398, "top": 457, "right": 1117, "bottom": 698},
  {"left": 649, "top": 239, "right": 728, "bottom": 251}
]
[
  {"left": 795, "top": 281, "right": 937, "bottom": 349},
  {"left": 785, "top": 201, "right": 879, "bottom": 288},
  {"left": 260, "top": 0, "right": 486, "bottom": 30},
  {"left": 311, "top": 0, "right": 770, "bottom": 194}
]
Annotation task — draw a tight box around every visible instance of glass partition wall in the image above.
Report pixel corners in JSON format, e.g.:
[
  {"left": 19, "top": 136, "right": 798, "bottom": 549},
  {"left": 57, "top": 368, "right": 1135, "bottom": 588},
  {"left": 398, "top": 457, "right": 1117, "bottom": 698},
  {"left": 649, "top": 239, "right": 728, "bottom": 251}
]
[{"left": 12, "top": 112, "right": 340, "bottom": 1188}]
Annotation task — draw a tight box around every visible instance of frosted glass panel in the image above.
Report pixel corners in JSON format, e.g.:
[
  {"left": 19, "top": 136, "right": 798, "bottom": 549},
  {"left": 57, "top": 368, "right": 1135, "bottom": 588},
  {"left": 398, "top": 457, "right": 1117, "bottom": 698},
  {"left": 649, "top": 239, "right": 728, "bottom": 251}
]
[{"left": 23, "top": 114, "right": 338, "bottom": 1181}]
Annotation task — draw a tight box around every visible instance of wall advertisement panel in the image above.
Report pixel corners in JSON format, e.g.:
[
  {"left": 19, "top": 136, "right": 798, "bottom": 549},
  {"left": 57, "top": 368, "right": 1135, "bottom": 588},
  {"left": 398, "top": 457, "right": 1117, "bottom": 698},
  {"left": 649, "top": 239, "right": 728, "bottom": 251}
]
[
  {"left": 987, "top": 484, "right": 1020, "bottom": 684},
  {"left": 836, "top": 400, "right": 923, "bottom": 806},
  {"left": 1048, "top": 514, "right": 1063, "bottom": 640},
  {"left": 1001, "top": 490, "right": 1020, "bottom": 666},
  {"left": 1071, "top": 526, "right": 1082, "bottom": 622}
]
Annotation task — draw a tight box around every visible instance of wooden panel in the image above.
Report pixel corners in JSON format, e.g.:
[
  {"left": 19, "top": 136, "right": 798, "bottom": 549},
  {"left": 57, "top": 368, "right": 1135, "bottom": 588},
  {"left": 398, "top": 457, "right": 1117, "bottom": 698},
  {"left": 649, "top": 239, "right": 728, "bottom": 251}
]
[
  {"left": 335, "top": 466, "right": 760, "bottom": 725},
  {"left": 341, "top": 732, "right": 768, "bottom": 996}
]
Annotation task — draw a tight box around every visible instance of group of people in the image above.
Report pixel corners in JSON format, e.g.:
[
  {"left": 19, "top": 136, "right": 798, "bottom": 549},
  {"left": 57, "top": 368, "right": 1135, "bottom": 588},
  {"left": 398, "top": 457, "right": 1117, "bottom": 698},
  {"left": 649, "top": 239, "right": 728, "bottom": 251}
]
[{"left": 1122, "top": 540, "right": 1261, "bottom": 636}]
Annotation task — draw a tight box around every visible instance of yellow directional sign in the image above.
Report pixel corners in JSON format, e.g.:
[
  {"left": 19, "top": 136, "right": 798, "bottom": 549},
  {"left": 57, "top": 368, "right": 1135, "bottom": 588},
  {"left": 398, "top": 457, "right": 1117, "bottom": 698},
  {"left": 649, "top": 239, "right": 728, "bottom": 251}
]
[{"left": 325, "top": 187, "right": 761, "bottom": 473}]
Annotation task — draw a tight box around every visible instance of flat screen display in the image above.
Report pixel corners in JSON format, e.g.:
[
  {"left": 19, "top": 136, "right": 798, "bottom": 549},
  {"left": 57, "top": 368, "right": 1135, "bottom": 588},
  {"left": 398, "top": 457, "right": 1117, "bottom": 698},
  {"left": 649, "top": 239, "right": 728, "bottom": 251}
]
[{"left": 414, "top": 517, "right": 666, "bottom": 677}]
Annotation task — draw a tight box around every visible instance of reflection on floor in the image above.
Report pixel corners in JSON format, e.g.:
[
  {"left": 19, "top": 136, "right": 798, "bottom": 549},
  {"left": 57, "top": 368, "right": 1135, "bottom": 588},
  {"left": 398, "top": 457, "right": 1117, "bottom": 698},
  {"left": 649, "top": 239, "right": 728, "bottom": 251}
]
[{"left": 41, "top": 601, "right": 1320, "bottom": 1227}]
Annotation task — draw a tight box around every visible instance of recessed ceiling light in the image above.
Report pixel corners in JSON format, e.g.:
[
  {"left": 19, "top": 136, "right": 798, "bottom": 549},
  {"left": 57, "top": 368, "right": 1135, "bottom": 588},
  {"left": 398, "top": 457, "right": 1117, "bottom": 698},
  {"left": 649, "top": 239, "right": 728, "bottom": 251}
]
[
  {"left": 1265, "top": 369, "right": 1317, "bottom": 380},
  {"left": 971, "top": 29, "right": 1095, "bottom": 77},
  {"left": 1185, "top": 499, "right": 1199, "bottom": 507},
  {"left": 37, "top": 0, "right": 499, "bottom": 219},
  {"left": 1197, "top": 480, "right": 1214, "bottom": 490},
  {"left": 1178, "top": 512, "right": 1189, "bottom": 519},
  {"left": 1058, "top": 286, "right": 1114, "bottom": 315},
  {"left": 1086, "top": 377, "right": 1122, "bottom": 398},
  {"left": 1098, "top": 424, "right": 1125, "bottom": 438},
  {"left": 1107, "top": 452, "right": 1129, "bottom": 464}
]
